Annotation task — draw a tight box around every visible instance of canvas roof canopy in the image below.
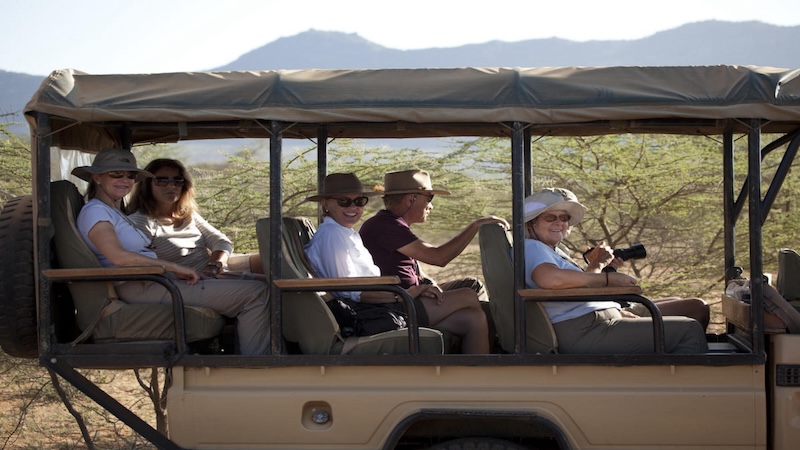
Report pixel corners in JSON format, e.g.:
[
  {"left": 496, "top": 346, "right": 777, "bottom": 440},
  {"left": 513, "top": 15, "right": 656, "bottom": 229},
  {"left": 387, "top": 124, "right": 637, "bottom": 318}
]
[{"left": 24, "top": 66, "right": 800, "bottom": 152}]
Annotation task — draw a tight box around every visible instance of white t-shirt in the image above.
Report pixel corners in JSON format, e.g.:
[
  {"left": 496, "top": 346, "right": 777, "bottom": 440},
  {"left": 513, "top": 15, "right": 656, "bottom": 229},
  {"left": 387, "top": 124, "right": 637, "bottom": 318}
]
[
  {"left": 76, "top": 198, "right": 157, "bottom": 267},
  {"left": 304, "top": 217, "right": 380, "bottom": 301},
  {"left": 522, "top": 238, "right": 619, "bottom": 324}
]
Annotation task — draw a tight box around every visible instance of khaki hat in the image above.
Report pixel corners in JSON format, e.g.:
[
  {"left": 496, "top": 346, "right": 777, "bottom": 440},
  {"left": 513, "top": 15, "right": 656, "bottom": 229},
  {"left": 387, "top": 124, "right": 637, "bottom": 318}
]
[
  {"left": 71, "top": 148, "right": 153, "bottom": 182},
  {"left": 380, "top": 170, "right": 451, "bottom": 196},
  {"left": 305, "top": 173, "right": 381, "bottom": 201},
  {"left": 523, "top": 188, "right": 586, "bottom": 226}
]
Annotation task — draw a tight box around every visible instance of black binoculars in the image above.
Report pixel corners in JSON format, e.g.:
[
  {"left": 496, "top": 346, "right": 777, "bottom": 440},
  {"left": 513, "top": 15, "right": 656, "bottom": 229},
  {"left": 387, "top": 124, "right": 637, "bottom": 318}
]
[
  {"left": 583, "top": 243, "right": 647, "bottom": 272},
  {"left": 612, "top": 243, "right": 647, "bottom": 261}
]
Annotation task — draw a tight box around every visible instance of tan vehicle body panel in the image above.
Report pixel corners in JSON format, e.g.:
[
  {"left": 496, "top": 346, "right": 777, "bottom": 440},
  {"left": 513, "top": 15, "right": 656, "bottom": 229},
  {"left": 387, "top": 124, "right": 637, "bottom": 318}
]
[
  {"left": 772, "top": 334, "right": 800, "bottom": 450},
  {"left": 168, "top": 364, "right": 766, "bottom": 449}
]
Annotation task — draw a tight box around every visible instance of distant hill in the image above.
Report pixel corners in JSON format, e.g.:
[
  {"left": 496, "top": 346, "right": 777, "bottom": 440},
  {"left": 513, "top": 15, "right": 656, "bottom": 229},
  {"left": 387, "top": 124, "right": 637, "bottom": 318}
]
[
  {"left": 215, "top": 21, "right": 800, "bottom": 70},
  {"left": 0, "top": 70, "right": 43, "bottom": 130},
  {"left": 3, "top": 20, "right": 799, "bottom": 137}
]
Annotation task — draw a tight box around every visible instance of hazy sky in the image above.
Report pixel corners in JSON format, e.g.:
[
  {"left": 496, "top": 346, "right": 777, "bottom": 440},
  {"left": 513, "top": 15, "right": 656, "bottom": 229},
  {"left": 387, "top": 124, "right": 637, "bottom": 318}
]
[{"left": 3, "top": 0, "right": 799, "bottom": 75}]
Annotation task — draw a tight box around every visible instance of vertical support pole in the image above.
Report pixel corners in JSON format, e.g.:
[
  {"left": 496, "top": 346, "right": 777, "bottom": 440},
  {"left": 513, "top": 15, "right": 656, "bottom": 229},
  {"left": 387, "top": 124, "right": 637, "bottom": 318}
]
[
  {"left": 121, "top": 123, "right": 132, "bottom": 150},
  {"left": 35, "top": 113, "right": 53, "bottom": 355},
  {"left": 317, "top": 127, "right": 328, "bottom": 224},
  {"left": 268, "top": 121, "right": 284, "bottom": 355},
  {"left": 511, "top": 122, "right": 526, "bottom": 353},
  {"left": 747, "top": 120, "right": 764, "bottom": 355},
  {"left": 722, "top": 126, "right": 737, "bottom": 282},
  {"left": 523, "top": 127, "right": 532, "bottom": 197}
]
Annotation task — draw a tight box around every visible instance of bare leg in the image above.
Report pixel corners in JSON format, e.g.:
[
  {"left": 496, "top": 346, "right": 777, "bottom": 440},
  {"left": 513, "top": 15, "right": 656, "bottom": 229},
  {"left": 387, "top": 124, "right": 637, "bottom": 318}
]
[
  {"left": 248, "top": 253, "right": 264, "bottom": 274},
  {"left": 653, "top": 297, "right": 710, "bottom": 330},
  {"left": 419, "top": 288, "right": 490, "bottom": 354}
]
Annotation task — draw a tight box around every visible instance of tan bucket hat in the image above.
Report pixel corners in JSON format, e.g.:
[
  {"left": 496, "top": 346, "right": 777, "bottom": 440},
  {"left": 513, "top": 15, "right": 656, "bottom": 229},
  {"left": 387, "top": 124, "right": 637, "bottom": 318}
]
[
  {"left": 305, "top": 173, "right": 381, "bottom": 201},
  {"left": 523, "top": 188, "right": 586, "bottom": 226},
  {"left": 380, "top": 170, "right": 451, "bottom": 196},
  {"left": 71, "top": 148, "right": 153, "bottom": 182}
]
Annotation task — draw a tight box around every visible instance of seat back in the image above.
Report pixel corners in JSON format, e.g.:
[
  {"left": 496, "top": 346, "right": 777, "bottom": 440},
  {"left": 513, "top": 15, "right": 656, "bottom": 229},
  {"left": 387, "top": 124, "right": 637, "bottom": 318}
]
[
  {"left": 50, "top": 180, "right": 113, "bottom": 331},
  {"left": 257, "top": 217, "right": 340, "bottom": 354},
  {"left": 778, "top": 248, "right": 800, "bottom": 303},
  {"left": 258, "top": 216, "right": 444, "bottom": 355},
  {"left": 479, "top": 223, "right": 557, "bottom": 354},
  {"left": 49, "top": 180, "right": 223, "bottom": 344}
]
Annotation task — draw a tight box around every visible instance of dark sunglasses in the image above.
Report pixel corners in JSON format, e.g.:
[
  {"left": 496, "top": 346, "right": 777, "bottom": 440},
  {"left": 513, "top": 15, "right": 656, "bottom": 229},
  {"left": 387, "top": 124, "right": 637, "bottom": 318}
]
[
  {"left": 540, "top": 213, "right": 571, "bottom": 223},
  {"left": 332, "top": 196, "right": 369, "bottom": 207},
  {"left": 106, "top": 171, "right": 137, "bottom": 180},
  {"left": 152, "top": 177, "right": 186, "bottom": 187}
]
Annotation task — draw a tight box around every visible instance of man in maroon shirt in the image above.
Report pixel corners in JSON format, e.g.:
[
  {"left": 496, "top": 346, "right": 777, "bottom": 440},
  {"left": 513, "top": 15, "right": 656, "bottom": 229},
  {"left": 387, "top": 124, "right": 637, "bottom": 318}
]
[
  {"left": 360, "top": 169, "right": 508, "bottom": 294},
  {"left": 360, "top": 170, "right": 508, "bottom": 353}
]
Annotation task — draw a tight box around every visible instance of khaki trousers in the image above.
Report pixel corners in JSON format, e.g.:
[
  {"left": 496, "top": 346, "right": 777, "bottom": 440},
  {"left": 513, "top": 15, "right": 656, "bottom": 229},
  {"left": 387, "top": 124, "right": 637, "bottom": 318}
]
[
  {"left": 117, "top": 278, "right": 269, "bottom": 355},
  {"left": 552, "top": 308, "right": 707, "bottom": 354}
]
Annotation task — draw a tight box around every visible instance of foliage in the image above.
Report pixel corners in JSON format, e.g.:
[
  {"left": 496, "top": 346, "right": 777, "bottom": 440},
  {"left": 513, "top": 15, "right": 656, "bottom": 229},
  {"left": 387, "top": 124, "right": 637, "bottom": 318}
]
[
  {"left": 757, "top": 133, "right": 800, "bottom": 273},
  {"left": 524, "top": 134, "right": 726, "bottom": 297},
  {"left": 0, "top": 123, "right": 32, "bottom": 207}
]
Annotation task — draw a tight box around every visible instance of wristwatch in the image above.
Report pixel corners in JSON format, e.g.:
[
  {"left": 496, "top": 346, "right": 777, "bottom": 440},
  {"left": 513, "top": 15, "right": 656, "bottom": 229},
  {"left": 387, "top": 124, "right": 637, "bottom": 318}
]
[{"left": 207, "top": 261, "right": 224, "bottom": 274}]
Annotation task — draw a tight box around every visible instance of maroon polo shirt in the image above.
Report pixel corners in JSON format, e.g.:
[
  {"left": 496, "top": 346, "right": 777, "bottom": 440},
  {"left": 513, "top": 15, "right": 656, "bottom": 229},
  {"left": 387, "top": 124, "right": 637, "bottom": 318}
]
[{"left": 359, "top": 209, "right": 421, "bottom": 288}]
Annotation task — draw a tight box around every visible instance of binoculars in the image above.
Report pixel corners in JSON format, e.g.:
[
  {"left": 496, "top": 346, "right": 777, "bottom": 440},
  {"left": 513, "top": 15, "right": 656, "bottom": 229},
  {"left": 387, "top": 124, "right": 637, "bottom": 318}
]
[
  {"left": 583, "top": 243, "right": 647, "bottom": 272},
  {"left": 612, "top": 243, "right": 647, "bottom": 261}
]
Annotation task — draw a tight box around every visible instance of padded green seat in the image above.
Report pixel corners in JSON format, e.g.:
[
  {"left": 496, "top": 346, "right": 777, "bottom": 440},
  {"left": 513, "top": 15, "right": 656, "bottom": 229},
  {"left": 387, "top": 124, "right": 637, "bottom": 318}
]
[
  {"left": 257, "top": 216, "right": 444, "bottom": 355},
  {"left": 479, "top": 222, "right": 558, "bottom": 354},
  {"left": 778, "top": 249, "right": 800, "bottom": 307},
  {"left": 49, "top": 180, "right": 224, "bottom": 345}
]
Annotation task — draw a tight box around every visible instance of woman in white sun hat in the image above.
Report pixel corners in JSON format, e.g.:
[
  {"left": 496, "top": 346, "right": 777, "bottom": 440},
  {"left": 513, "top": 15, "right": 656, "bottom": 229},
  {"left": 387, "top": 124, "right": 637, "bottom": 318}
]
[{"left": 521, "top": 187, "right": 708, "bottom": 354}]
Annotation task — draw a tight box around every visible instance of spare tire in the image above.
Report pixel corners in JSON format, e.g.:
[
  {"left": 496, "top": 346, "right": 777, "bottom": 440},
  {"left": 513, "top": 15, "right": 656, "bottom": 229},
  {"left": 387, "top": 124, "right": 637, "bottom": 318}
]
[{"left": 0, "top": 195, "right": 38, "bottom": 358}]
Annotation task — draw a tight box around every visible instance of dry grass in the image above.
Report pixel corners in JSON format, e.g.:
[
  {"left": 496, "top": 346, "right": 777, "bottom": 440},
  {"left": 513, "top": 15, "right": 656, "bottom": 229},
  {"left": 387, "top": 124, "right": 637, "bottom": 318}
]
[{"left": 0, "top": 356, "right": 157, "bottom": 450}]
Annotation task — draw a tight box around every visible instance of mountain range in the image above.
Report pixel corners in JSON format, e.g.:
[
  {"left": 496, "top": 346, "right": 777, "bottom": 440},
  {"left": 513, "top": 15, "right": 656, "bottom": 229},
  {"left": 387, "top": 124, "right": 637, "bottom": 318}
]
[{"left": 2, "top": 20, "right": 799, "bottom": 136}]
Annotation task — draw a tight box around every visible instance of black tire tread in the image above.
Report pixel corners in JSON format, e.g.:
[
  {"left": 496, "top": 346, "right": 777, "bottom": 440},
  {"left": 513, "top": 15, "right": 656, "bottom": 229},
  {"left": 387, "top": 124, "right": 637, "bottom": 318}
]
[
  {"left": 428, "top": 437, "right": 531, "bottom": 450},
  {"left": 0, "top": 195, "right": 38, "bottom": 358}
]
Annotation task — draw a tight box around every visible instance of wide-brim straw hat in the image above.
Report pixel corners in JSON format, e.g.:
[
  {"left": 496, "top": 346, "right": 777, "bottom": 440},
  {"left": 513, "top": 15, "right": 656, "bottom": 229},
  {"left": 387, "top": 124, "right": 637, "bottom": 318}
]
[
  {"left": 71, "top": 148, "right": 153, "bottom": 182},
  {"left": 379, "top": 169, "right": 451, "bottom": 196},
  {"left": 305, "top": 173, "right": 381, "bottom": 201},
  {"left": 523, "top": 188, "right": 586, "bottom": 226}
]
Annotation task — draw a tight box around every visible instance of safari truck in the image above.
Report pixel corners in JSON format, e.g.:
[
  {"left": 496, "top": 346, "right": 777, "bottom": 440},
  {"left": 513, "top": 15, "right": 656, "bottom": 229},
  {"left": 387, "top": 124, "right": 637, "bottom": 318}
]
[{"left": 1, "top": 66, "right": 799, "bottom": 449}]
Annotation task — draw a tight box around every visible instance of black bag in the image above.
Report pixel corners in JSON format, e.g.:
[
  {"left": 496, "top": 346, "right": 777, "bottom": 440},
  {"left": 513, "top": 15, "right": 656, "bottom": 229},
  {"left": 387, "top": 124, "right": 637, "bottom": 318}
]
[{"left": 325, "top": 298, "right": 407, "bottom": 337}]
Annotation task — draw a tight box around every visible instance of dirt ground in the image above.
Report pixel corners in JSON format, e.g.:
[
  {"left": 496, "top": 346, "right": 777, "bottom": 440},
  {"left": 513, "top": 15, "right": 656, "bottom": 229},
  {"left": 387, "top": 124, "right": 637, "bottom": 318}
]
[{"left": 0, "top": 360, "right": 158, "bottom": 450}]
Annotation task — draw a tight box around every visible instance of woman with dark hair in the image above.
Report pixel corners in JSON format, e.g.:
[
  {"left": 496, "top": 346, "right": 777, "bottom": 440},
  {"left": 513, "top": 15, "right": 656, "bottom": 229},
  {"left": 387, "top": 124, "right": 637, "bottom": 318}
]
[{"left": 127, "top": 158, "right": 262, "bottom": 279}]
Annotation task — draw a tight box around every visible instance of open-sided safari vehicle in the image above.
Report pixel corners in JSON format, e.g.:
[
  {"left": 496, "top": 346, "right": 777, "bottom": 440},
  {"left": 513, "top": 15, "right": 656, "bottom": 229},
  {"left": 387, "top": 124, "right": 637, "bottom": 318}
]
[{"left": 1, "top": 66, "right": 799, "bottom": 449}]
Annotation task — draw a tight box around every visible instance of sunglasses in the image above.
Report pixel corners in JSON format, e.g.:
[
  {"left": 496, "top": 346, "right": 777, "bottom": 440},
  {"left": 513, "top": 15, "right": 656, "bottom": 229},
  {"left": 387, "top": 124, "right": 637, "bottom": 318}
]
[
  {"left": 540, "top": 213, "right": 571, "bottom": 223},
  {"left": 418, "top": 194, "right": 434, "bottom": 203},
  {"left": 106, "top": 171, "right": 137, "bottom": 180},
  {"left": 153, "top": 177, "right": 186, "bottom": 187},
  {"left": 332, "top": 196, "right": 369, "bottom": 207}
]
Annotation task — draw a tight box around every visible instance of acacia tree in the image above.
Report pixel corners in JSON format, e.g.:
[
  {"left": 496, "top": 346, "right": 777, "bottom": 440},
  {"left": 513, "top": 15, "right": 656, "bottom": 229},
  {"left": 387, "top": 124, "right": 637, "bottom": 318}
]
[
  {"left": 527, "top": 134, "right": 725, "bottom": 297},
  {"left": 0, "top": 122, "right": 32, "bottom": 206}
]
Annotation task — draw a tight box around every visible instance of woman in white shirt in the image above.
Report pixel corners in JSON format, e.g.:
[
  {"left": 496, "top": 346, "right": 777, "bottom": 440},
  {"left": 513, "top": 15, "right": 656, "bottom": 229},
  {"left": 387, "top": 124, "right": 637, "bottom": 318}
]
[{"left": 304, "top": 173, "right": 489, "bottom": 353}]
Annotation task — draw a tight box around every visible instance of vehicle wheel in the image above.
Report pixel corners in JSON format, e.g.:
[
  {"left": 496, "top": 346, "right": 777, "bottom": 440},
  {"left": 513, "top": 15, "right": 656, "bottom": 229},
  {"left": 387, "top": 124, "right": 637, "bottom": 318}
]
[
  {"left": 0, "top": 195, "right": 38, "bottom": 358},
  {"left": 428, "top": 437, "right": 531, "bottom": 450}
]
